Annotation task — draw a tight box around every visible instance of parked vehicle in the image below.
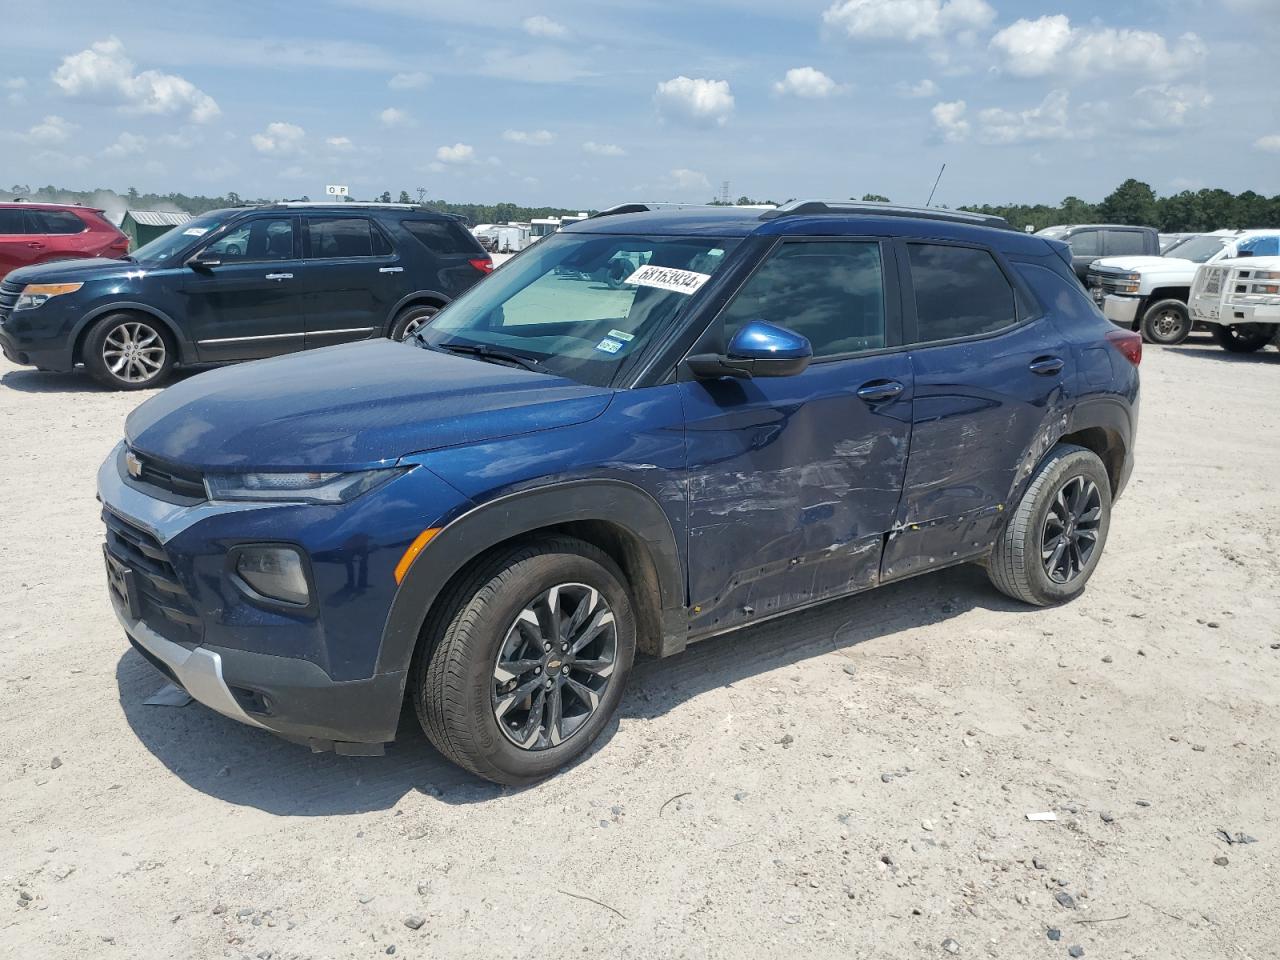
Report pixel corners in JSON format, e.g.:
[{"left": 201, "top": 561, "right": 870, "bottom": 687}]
[
  {"left": 0, "top": 202, "right": 493, "bottom": 389},
  {"left": 98, "top": 200, "right": 1140, "bottom": 784},
  {"left": 1159, "top": 232, "right": 1197, "bottom": 253},
  {"left": 0, "top": 201, "right": 129, "bottom": 280},
  {"left": 1088, "top": 231, "right": 1280, "bottom": 345},
  {"left": 1190, "top": 254, "right": 1280, "bottom": 353},
  {"left": 1034, "top": 224, "right": 1160, "bottom": 281},
  {"left": 528, "top": 217, "right": 562, "bottom": 243}
]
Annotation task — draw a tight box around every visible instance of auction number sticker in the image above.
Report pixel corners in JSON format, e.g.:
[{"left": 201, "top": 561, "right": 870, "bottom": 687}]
[
  {"left": 182, "top": 227, "right": 209, "bottom": 237},
  {"left": 623, "top": 265, "right": 711, "bottom": 295}
]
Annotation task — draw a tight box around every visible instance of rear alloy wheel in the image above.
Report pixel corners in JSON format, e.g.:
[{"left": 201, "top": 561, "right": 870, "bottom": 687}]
[
  {"left": 1139, "top": 299, "right": 1192, "bottom": 345},
  {"left": 390, "top": 305, "right": 439, "bottom": 342},
  {"left": 1211, "top": 323, "right": 1272, "bottom": 354},
  {"left": 84, "top": 313, "right": 176, "bottom": 390},
  {"left": 987, "top": 444, "right": 1112, "bottom": 606},
  {"left": 414, "top": 536, "right": 636, "bottom": 784}
]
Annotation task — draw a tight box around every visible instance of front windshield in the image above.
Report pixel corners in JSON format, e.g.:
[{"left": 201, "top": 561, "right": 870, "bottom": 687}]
[
  {"left": 1163, "top": 235, "right": 1229, "bottom": 263},
  {"left": 130, "top": 213, "right": 225, "bottom": 262},
  {"left": 417, "top": 231, "right": 740, "bottom": 387}
]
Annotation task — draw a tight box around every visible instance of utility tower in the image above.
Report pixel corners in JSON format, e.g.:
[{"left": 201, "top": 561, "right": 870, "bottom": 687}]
[{"left": 720, "top": 181, "right": 731, "bottom": 205}]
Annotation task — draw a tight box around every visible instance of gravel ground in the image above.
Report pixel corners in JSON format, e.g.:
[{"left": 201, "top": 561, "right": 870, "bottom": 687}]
[{"left": 1, "top": 336, "right": 1277, "bottom": 960}]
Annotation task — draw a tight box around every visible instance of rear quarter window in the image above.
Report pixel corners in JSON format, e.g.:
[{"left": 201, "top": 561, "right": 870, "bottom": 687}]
[{"left": 401, "top": 218, "right": 481, "bottom": 255}]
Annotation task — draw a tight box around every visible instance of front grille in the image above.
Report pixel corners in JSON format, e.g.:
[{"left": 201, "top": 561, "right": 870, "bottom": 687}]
[
  {"left": 0, "top": 279, "right": 22, "bottom": 324},
  {"left": 1087, "top": 270, "right": 1134, "bottom": 296},
  {"left": 132, "top": 450, "right": 207, "bottom": 500},
  {"left": 103, "top": 509, "right": 203, "bottom": 644}
]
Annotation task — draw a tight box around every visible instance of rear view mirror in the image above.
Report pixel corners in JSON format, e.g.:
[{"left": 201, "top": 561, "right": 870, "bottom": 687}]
[{"left": 686, "top": 320, "right": 813, "bottom": 380}]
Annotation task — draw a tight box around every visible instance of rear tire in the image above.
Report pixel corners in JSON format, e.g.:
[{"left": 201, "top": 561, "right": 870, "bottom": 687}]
[
  {"left": 1139, "top": 299, "right": 1192, "bottom": 345},
  {"left": 413, "top": 536, "right": 636, "bottom": 785},
  {"left": 1211, "top": 324, "right": 1271, "bottom": 354},
  {"left": 390, "top": 304, "right": 439, "bottom": 342},
  {"left": 83, "top": 313, "right": 176, "bottom": 390},
  {"left": 988, "top": 444, "right": 1112, "bottom": 606}
]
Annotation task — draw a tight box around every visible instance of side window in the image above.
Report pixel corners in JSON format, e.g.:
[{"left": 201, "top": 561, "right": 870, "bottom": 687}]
[
  {"left": 1067, "top": 230, "right": 1101, "bottom": 256},
  {"left": 0, "top": 209, "right": 26, "bottom": 233},
  {"left": 308, "top": 217, "right": 389, "bottom": 259},
  {"left": 908, "top": 243, "right": 1017, "bottom": 342},
  {"left": 719, "top": 241, "right": 886, "bottom": 358},
  {"left": 1104, "top": 230, "right": 1146, "bottom": 256},
  {"left": 402, "top": 218, "right": 477, "bottom": 255},
  {"left": 30, "top": 210, "right": 86, "bottom": 234},
  {"left": 203, "top": 218, "right": 295, "bottom": 261},
  {"left": 1238, "top": 235, "right": 1280, "bottom": 258}
]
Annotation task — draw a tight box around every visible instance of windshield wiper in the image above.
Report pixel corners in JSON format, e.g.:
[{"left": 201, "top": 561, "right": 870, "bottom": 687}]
[{"left": 429, "top": 340, "right": 542, "bottom": 372}]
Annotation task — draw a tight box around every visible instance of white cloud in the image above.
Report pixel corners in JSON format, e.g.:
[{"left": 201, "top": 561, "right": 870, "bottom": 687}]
[
  {"left": 13, "top": 115, "right": 76, "bottom": 146},
  {"left": 51, "top": 37, "right": 220, "bottom": 122},
  {"left": 103, "top": 132, "right": 146, "bottom": 158},
  {"left": 931, "top": 100, "right": 969, "bottom": 142},
  {"left": 503, "top": 129, "right": 555, "bottom": 146},
  {"left": 976, "top": 90, "right": 1074, "bottom": 144},
  {"left": 326, "top": 135, "right": 355, "bottom": 150},
  {"left": 655, "top": 76, "right": 735, "bottom": 128},
  {"left": 436, "top": 142, "right": 475, "bottom": 164},
  {"left": 4, "top": 77, "right": 24, "bottom": 105},
  {"left": 990, "top": 16, "right": 1205, "bottom": 78},
  {"left": 523, "top": 15, "right": 568, "bottom": 38},
  {"left": 823, "top": 0, "right": 994, "bottom": 42},
  {"left": 388, "top": 71, "right": 429, "bottom": 90},
  {"left": 379, "top": 106, "right": 410, "bottom": 127},
  {"left": 1255, "top": 134, "right": 1280, "bottom": 153},
  {"left": 897, "top": 78, "right": 937, "bottom": 98},
  {"left": 1129, "top": 84, "right": 1213, "bottom": 131},
  {"left": 583, "top": 141, "right": 626, "bottom": 157},
  {"left": 3, "top": 77, "right": 25, "bottom": 90},
  {"left": 773, "top": 66, "right": 844, "bottom": 98},
  {"left": 667, "top": 168, "right": 710, "bottom": 191},
  {"left": 250, "top": 121, "right": 305, "bottom": 154}
]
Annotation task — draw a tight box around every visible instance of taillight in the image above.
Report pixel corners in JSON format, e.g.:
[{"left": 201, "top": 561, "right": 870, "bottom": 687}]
[
  {"left": 469, "top": 257, "right": 494, "bottom": 274},
  {"left": 109, "top": 236, "right": 129, "bottom": 250},
  {"left": 1105, "top": 329, "right": 1142, "bottom": 366}
]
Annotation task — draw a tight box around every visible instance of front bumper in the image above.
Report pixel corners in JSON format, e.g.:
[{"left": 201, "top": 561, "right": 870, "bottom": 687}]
[
  {"left": 1193, "top": 302, "right": 1280, "bottom": 327},
  {"left": 1101, "top": 295, "right": 1142, "bottom": 328}
]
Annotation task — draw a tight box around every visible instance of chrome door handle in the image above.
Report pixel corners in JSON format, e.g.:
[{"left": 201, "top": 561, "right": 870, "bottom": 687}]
[
  {"left": 856, "top": 379, "right": 905, "bottom": 402},
  {"left": 264, "top": 273, "right": 293, "bottom": 281},
  {"left": 1029, "top": 356, "right": 1064, "bottom": 376},
  {"left": 379, "top": 266, "right": 404, "bottom": 274}
]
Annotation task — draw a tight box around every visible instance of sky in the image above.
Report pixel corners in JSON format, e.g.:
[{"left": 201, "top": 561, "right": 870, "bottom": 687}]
[{"left": 3, "top": 0, "right": 1279, "bottom": 210}]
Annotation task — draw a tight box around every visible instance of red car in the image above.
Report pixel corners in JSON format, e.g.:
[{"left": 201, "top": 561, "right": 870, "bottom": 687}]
[{"left": 0, "top": 202, "right": 129, "bottom": 280}]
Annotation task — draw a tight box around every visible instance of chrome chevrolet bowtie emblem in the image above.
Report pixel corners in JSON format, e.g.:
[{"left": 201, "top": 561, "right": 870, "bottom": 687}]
[{"left": 125, "top": 450, "right": 142, "bottom": 479}]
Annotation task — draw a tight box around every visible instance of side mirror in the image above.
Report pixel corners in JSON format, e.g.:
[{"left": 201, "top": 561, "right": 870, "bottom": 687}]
[
  {"left": 686, "top": 320, "right": 813, "bottom": 380},
  {"left": 186, "top": 252, "right": 222, "bottom": 271}
]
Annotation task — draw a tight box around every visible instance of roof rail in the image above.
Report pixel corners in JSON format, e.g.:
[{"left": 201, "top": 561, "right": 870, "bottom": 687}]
[
  {"left": 261, "top": 201, "right": 427, "bottom": 210},
  {"left": 759, "top": 200, "right": 1012, "bottom": 230},
  {"left": 591, "top": 201, "right": 722, "bottom": 219}
]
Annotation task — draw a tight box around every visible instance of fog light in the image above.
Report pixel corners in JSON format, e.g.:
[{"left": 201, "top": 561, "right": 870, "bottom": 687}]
[{"left": 235, "top": 546, "right": 311, "bottom": 606}]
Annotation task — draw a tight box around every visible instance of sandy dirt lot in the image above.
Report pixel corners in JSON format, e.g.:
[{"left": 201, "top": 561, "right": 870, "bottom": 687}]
[{"left": 1, "top": 337, "right": 1277, "bottom": 960}]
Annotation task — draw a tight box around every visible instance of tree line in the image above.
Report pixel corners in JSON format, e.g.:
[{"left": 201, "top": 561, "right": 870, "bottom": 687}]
[{"left": 6, "top": 179, "right": 1278, "bottom": 233}]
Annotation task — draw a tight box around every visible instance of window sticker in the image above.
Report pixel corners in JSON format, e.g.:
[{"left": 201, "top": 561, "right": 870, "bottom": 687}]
[
  {"left": 595, "top": 337, "right": 624, "bottom": 354},
  {"left": 182, "top": 227, "right": 209, "bottom": 237},
  {"left": 623, "top": 264, "right": 711, "bottom": 295},
  {"left": 607, "top": 329, "right": 636, "bottom": 342}
]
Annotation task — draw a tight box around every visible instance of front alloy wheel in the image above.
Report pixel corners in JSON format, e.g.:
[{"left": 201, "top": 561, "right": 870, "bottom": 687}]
[
  {"left": 84, "top": 313, "right": 176, "bottom": 390},
  {"left": 492, "top": 584, "right": 617, "bottom": 750}
]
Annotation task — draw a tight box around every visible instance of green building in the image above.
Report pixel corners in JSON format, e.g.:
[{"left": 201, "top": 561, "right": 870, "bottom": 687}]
[{"left": 121, "top": 209, "right": 192, "bottom": 251}]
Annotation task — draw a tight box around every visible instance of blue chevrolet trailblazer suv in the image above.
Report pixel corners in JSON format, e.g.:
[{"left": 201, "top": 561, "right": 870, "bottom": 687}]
[{"left": 98, "top": 200, "right": 1141, "bottom": 784}]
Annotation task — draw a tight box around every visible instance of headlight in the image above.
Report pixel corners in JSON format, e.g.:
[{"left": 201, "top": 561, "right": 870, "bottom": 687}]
[
  {"left": 234, "top": 546, "right": 311, "bottom": 606},
  {"left": 204, "top": 467, "right": 405, "bottom": 504},
  {"left": 15, "top": 282, "right": 83, "bottom": 310}
]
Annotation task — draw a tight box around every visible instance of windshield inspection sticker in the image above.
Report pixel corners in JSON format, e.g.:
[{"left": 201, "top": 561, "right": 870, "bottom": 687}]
[
  {"left": 182, "top": 227, "right": 209, "bottom": 237},
  {"left": 595, "top": 337, "right": 624, "bottom": 354},
  {"left": 623, "top": 265, "right": 711, "bottom": 295}
]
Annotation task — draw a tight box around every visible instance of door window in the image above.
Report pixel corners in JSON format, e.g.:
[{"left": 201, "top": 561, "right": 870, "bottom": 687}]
[
  {"left": 1104, "top": 230, "right": 1146, "bottom": 255},
  {"left": 907, "top": 243, "right": 1017, "bottom": 342},
  {"left": 307, "top": 217, "right": 391, "bottom": 258},
  {"left": 203, "top": 218, "right": 295, "bottom": 261},
  {"left": 29, "top": 210, "right": 85, "bottom": 234},
  {"left": 1066, "top": 230, "right": 1101, "bottom": 256},
  {"left": 0, "top": 209, "right": 28, "bottom": 233},
  {"left": 720, "top": 241, "right": 886, "bottom": 357}
]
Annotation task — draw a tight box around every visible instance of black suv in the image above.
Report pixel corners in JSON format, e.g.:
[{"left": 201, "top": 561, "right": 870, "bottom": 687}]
[
  {"left": 1034, "top": 224, "right": 1160, "bottom": 281},
  {"left": 0, "top": 202, "right": 493, "bottom": 389}
]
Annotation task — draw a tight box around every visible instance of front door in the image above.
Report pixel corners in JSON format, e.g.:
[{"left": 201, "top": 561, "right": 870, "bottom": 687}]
[
  {"left": 881, "top": 239, "right": 1074, "bottom": 580},
  {"left": 680, "top": 238, "right": 913, "bottom": 637},
  {"left": 177, "top": 215, "right": 305, "bottom": 362},
  {"left": 300, "top": 215, "right": 408, "bottom": 348},
  {"left": 0, "top": 208, "right": 42, "bottom": 277}
]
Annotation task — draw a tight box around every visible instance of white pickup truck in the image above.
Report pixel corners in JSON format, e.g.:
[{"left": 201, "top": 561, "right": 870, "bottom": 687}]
[
  {"left": 1087, "top": 230, "right": 1280, "bottom": 345},
  {"left": 1189, "top": 254, "right": 1280, "bottom": 353}
]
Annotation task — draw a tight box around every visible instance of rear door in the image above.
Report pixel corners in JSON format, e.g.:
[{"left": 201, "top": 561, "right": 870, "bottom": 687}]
[
  {"left": 300, "top": 215, "right": 406, "bottom": 348},
  {"left": 881, "top": 239, "right": 1074, "bottom": 581},
  {"left": 680, "top": 238, "right": 914, "bottom": 637},
  {"left": 176, "top": 214, "right": 306, "bottom": 362},
  {"left": 399, "top": 216, "right": 490, "bottom": 299}
]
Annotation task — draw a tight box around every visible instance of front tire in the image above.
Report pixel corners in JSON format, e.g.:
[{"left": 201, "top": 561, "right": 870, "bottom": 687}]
[
  {"left": 988, "top": 444, "right": 1112, "bottom": 606},
  {"left": 390, "top": 304, "right": 439, "bottom": 342},
  {"left": 83, "top": 313, "right": 176, "bottom": 390},
  {"left": 1139, "top": 299, "right": 1192, "bottom": 345},
  {"left": 1211, "top": 324, "right": 1272, "bottom": 354},
  {"left": 414, "top": 537, "right": 636, "bottom": 785}
]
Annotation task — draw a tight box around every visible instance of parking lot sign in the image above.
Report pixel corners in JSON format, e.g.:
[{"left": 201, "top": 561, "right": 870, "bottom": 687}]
[{"left": 325, "top": 184, "right": 349, "bottom": 197}]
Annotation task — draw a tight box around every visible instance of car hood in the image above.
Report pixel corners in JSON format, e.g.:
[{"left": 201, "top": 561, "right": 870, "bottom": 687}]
[
  {"left": 1092, "top": 256, "right": 1190, "bottom": 273},
  {"left": 126, "top": 340, "right": 614, "bottom": 471},
  {"left": 5, "top": 257, "right": 139, "bottom": 286}
]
